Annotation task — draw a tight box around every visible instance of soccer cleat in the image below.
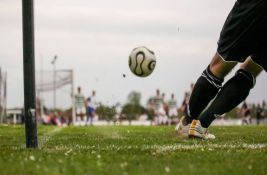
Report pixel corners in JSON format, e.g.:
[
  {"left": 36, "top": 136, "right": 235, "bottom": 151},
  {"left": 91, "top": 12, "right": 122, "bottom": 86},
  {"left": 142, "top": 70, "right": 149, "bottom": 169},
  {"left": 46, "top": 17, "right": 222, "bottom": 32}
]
[
  {"left": 175, "top": 116, "right": 190, "bottom": 138},
  {"left": 188, "top": 119, "right": 215, "bottom": 139}
]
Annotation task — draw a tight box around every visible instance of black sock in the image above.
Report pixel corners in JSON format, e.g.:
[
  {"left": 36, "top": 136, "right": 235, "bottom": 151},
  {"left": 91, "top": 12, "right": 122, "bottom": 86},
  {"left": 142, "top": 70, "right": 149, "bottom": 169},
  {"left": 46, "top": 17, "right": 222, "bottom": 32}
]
[
  {"left": 185, "top": 66, "right": 223, "bottom": 124},
  {"left": 199, "top": 69, "right": 255, "bottom": 128}
]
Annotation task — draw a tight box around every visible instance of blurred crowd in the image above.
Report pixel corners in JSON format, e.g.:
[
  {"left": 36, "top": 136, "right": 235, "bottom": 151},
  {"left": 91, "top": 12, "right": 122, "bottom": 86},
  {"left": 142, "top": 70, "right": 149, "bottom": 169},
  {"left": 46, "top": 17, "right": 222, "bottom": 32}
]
[
  {"left": 238, "top": 101, "right": 266, "bottom": 125},
  {"left": 28, "top": 84, "right": 266, "bottom": 126},
  {"left": 146, "top": 84, "right": 194, "bottom": 125}
]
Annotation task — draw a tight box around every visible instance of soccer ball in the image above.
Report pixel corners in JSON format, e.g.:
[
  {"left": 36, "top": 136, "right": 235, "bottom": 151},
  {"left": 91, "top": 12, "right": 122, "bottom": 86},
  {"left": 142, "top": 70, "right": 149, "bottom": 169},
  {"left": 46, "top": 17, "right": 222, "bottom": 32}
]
[{"left": 128, "top": 46, "right": 156, "bottom": 77}]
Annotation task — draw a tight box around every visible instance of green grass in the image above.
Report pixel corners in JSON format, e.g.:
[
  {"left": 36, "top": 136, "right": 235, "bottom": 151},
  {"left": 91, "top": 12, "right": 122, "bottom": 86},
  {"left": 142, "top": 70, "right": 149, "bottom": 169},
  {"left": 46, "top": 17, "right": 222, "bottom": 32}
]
[{"left": 0, "top": 125, "right": 267, "bottom": 175}]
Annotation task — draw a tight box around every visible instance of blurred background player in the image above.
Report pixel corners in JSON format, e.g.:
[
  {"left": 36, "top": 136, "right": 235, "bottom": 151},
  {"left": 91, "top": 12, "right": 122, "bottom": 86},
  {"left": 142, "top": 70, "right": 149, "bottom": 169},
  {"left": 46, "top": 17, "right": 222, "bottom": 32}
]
[
  {"left": 256, "top": 103, "right": 264, "bottom": 125},
  {"left": 239, "top": 102, "right": 251, "bottom": 125},
  {"left": 153, "top": 89, "right": 166, "bottom": 125},
  {"left": 86, "top": 90, "right": 99, "bottom": 125},
  {"left": 167, "top": 93, "right": 178, "bottom": 125},
  {"left": 74, "top": 86, "right": 86, "bottom": 125},
  {"left": 178, "top": 83, "right": 194, "bottom": 116},
  {"left": 161, "top": 92, "right": 169, "bottom": 125},
  {"left": 86, "top": 97, "right": 94, "bottom": 125}
]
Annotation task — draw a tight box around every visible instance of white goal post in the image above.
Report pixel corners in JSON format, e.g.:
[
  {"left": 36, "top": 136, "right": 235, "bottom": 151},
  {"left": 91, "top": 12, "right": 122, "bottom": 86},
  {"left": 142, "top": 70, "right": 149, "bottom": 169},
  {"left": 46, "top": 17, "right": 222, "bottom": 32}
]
[
  {"left": 0, "top": 68, "right": 7, "bottom": 124},
  {"left": 35, "top": 69, "right": 76, "bottom": 124}
]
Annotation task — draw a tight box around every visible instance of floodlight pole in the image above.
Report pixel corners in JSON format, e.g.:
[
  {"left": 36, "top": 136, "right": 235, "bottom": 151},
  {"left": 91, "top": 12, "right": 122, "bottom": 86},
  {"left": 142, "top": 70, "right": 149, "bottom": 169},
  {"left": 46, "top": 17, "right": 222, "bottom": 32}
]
[{"left": 22, "top": 0, "right": 38, "bottom": 148}]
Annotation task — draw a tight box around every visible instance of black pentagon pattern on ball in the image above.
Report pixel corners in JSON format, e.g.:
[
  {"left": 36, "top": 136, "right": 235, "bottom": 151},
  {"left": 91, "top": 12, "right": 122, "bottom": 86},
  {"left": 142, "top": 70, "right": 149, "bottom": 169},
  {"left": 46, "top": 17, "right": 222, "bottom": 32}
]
[
  {"left": 129, "top": 56, "right": 132, "bottom": 67},
  {"left": 134, "top": 51, "right": 145, "bottom": 76},
  {"left": 148, "top": 60, "right": 156, "bottom": 71}
]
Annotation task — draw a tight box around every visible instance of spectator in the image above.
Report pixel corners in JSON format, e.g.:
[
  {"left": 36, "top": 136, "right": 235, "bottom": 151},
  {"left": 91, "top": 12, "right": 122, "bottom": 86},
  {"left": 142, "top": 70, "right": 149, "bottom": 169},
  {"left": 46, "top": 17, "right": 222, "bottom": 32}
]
[
  {"left": 256, "top": 103, "right": 264, "bottom": 125},
  {"left": 240, "top": 102, "right": 251, "bottom": 125},
  {"left": 167, "top": 93, "right": 178, "bottom": 125}
]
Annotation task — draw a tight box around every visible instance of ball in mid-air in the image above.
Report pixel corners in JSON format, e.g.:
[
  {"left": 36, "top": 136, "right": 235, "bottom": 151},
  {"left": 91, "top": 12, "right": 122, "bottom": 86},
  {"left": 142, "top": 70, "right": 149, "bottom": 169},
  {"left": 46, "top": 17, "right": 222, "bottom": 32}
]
[{"left": 128, "top": 46, "right": 156, "bottom": 77}]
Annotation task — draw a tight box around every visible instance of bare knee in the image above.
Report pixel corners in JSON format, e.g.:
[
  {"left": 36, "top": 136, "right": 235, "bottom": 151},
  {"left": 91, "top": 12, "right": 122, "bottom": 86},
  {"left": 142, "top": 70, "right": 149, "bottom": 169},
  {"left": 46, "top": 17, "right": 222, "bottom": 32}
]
[
  {"left": 240, "top": 57, "right": 263, "bottom": 78},
  {"left": 209, "top": 53, "right": 237, "bottom": 79}
]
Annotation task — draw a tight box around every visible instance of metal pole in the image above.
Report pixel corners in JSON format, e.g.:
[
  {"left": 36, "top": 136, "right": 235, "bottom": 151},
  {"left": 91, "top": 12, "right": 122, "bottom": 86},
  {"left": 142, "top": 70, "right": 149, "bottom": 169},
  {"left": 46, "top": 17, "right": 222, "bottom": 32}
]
[
  {"left": 51, "top": 55, "right": 57, "bottom": 111},
  {"left": 22, "top": 0, "right": 38, "bottom": 148},
  {"left": 53, "top": 61, "right": 56, "bottom": 110},
  {"left": 40, "top": 54, "right": 44, "bottom": 119},
  {"left": 3, "top": 72, "right": 7, "bottom": 123},
  {"left": 0, "top": 68, "right": 2, "bottom": 124}
]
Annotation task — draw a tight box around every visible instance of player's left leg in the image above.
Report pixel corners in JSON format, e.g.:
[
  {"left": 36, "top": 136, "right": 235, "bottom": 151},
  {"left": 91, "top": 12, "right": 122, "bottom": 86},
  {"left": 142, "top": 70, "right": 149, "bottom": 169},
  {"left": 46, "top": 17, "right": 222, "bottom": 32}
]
[
  {"left": 184, "top": 53, "right": 236, "bottom": 125},
  {"left": 183, "top": 54, "right": 236, "bottom": 139},
  {"left": 191, "top": 58, "right": 263, "bottom": 139},
  {"left": 177, "top": 53, "right": 236, "bottom": 138}
]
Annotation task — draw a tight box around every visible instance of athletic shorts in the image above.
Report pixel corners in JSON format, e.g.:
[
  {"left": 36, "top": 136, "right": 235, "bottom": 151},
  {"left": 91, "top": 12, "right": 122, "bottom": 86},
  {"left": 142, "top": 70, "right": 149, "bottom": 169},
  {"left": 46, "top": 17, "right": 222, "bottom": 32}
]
[
  {"left": 217, "top": 0, "right": 267, "bottom": 71},
  {"left": 76, "top": 107, "right": 86, "bottom": 115},
  {"left": 87, "top": 106, "right": 95, "bottom": 117},
  {"left": 168, "top": 108, "right": 178, "bottom": 117}
]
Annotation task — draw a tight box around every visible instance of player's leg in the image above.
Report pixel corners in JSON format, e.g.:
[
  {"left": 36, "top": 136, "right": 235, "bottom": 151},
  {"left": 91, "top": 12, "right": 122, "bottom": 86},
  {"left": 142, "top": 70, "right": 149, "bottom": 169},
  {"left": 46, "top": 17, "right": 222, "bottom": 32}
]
[
  {"left": 86, "top": 113, "right": 90, "bottom": 126},
  {"left": 176, "top": 53, "right": 236, "bottom": 138},
  {"left": 76, "top": 108, "right": 81, "bottom": 126},
  {"left": 188, "top": 0, "right": 267, "bottom": 138},
  {"left": 184, "top": 53, "right": 236, "bottom": 124},
  {"left": 82, "top": 107, "right": 87, "bottom": 126},
  {"left": 194, "top": 58, "right": 262, "bottom": 137},
  {"left": 90, "top": 112, "right": 95, "bottom": 126}
]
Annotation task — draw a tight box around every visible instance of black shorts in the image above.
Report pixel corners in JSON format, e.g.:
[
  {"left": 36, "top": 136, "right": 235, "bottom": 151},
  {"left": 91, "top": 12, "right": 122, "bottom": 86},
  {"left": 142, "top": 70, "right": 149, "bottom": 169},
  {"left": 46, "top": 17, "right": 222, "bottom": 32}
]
[{"left": 217, "top": 0, "right": 267, "bottom": 71}]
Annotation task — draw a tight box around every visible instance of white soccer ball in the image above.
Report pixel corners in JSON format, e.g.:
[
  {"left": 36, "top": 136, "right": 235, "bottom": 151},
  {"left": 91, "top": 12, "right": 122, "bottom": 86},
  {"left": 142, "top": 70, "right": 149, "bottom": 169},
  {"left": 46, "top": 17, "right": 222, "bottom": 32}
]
[{"left": 128, "top": 46, "right": 156, "bottom": 77}]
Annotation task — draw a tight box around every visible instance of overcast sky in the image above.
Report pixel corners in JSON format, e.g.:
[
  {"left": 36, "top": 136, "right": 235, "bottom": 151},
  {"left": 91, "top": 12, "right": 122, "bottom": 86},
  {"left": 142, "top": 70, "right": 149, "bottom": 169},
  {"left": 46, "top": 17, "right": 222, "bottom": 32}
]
[{"left": 1, "top": 0, "right": 266, "bottom": 109}]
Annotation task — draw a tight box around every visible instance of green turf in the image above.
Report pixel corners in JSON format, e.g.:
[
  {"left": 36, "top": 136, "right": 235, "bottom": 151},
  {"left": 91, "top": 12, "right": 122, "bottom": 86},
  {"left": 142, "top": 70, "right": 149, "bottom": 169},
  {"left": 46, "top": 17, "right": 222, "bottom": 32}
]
[{"left": 0, "top": 125, "right": 267, "bottom": 175}]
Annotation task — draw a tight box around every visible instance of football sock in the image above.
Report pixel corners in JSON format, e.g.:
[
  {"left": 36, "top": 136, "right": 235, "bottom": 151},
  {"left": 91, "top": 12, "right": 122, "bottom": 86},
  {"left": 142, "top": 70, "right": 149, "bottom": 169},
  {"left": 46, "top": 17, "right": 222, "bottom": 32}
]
[
  {"left": 199, "top": 69, "right": 255, "bottom": 128},
  {"left": 185, "top": 66, "right": 224, "bottom": 124}
]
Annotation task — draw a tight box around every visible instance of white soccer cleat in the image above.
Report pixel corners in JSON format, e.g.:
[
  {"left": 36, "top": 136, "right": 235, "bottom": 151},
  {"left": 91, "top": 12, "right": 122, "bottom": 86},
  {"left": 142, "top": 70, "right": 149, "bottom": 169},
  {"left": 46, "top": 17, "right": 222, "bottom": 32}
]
[
  {"left": 188, "top": 119, "right": 215, "bottom": 140},
  {"left": 175, "top": 116, "right": 190, "bottom": 138}
]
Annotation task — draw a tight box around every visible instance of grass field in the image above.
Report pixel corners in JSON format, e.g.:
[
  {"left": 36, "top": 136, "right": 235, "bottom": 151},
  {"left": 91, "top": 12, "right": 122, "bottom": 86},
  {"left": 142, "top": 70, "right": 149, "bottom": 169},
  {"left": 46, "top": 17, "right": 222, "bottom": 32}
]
[{"left": 0, "top": 125, "right": 267, "bottom": 175}]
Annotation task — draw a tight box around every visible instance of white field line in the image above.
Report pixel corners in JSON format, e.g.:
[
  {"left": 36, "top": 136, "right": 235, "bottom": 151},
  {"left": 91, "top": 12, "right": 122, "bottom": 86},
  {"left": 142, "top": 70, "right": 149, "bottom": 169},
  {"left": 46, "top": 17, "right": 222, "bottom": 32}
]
[
  {"left": 150, "top": 143, "right": 267, "bottom": 153},
  {"left": 11, "top": 142, "right": 267, "bottom": 151},
  {"left": 38, "top": 127, "right": 63, "bottom": 148},
  {"left": 48, "top": 143, "right": 267, "bottom": 153}
]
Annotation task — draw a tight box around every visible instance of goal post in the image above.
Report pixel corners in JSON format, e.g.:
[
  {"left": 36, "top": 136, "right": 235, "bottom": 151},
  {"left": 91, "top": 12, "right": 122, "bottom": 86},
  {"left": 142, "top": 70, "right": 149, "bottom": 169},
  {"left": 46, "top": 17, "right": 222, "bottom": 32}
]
[
  {"left": 36, "top": 69, "right": 76, "bottom": 124},
  {"left": 71, "top": 70, "right": 76, "bottom": 125},
  {"left": 0, "top": 68, "right": 7, "bottom": 124},
  {"left": 22, "top": 0, "right": 38, "bottom": 148}
]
